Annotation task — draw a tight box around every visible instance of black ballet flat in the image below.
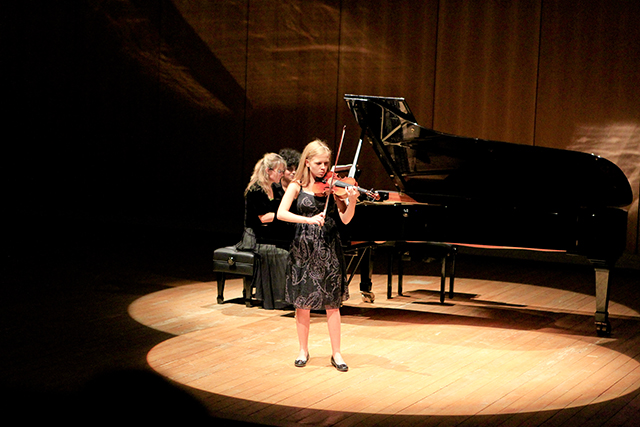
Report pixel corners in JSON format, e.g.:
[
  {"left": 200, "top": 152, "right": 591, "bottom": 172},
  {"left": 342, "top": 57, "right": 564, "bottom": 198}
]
[
  {"left": 331, "top": 356, "right": 348, "bottom": 372},
  {"left": 295, "top": 353, "right": 309, "bottom": 367}
]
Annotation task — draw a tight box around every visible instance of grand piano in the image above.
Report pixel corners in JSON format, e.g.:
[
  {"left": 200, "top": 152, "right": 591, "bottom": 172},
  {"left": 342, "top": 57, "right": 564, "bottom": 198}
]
[{"left": 342, "top": 94, "right": 633, "bottom": 336}]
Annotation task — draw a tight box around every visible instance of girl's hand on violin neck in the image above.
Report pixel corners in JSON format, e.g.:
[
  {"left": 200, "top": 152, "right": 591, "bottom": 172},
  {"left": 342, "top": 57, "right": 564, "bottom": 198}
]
[
  {"left": 306, "top": 213, "right": 325, "bottom": 227},
  {"left": 346, "top": 186, "right": 359, "bottom": 202},
  {"left": 335, "top": 187, "right": 357, "bottom": 202}
]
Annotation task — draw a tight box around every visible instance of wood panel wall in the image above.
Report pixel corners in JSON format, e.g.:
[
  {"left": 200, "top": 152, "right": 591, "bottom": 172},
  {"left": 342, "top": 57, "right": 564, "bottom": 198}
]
[
  {"left": 6, "top": 0, "right": 638, "bottom": 255},
  {"left": 186, "top": 0, "right": 637, "bottom": 253},
  {"left": 433, "top": 0, "right": 541, "bottom": 145},
  {"left": 535, "top": 0, "right": 640, "bottom": 254}
]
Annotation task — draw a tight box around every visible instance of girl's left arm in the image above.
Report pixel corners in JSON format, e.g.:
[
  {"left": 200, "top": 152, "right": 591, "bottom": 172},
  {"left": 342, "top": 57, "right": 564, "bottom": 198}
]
[{"left": 336, "top": 187, "right": 359, "bottom": 225}]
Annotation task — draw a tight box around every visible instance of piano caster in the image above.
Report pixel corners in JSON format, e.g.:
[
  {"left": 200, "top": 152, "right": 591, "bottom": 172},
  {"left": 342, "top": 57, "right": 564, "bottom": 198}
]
[
  {"left": 361, "top": 291, "right": 375, "bottom": 303},
  {"left": 596, "top": 321, "right": 611, "bottom": 337}
]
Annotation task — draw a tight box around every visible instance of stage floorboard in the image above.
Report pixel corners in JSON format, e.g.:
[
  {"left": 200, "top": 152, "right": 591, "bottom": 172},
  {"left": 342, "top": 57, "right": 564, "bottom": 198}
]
[
  {"left": 131, "top": 266, "right": 640, "bottom": 427},
  {"left": 3, "top": 225, "right": 640, "bottom": 426}
]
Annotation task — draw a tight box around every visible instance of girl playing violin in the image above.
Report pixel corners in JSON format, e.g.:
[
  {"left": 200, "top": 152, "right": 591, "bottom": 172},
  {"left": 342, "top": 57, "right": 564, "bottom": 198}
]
[{"left": 277, "top": 139, "right": 359, "bottom": 372}]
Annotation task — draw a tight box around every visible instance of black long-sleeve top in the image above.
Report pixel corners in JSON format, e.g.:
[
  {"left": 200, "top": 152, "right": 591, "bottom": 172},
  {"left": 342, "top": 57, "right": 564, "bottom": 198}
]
[{"left": 245, "top": 183, "right": 294, "bottom": 249}]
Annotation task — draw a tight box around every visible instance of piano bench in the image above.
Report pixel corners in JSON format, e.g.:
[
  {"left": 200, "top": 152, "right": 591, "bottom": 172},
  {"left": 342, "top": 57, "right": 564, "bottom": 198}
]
[
  {"left": 390, "top": 242, "right": 457, "bottom": 303},
  {"left": 213, "top": 246, "right": 257, "bottom": 306}
]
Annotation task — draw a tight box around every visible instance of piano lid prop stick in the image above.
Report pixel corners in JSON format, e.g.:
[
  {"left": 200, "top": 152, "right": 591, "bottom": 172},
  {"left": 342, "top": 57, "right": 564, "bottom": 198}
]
[
  {"left": 323, "top": 125, "right": 347, "bottom": 216},
  {"left": 348, "top": 130, "right": 364, "bottom": 179}
]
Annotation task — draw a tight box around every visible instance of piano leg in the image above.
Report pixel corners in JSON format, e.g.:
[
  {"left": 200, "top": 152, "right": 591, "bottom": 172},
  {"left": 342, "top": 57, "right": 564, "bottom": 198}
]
[
  {"left": 440, "top": 257, "right": 446, "bottom": 303},
  {"left": 384, "top": 250, "right": 391, "bottom": 298},
  {"left": 398, "top": 254, "right": 404, "bottom": 297},
  {"left": 449, "top": 247, "right": 457, "bottom": 299},
  {"left": 359, "top": 247, "right": 375, "bottom": 303},
  {"left": 590, "top": 259, "right": 612, "bottom": 336}
]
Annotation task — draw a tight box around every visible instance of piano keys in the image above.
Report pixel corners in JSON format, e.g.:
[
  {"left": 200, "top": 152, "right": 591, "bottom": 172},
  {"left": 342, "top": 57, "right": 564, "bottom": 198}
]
[{"left": 342, "top": 94, "right": 633, "bottom": 336}]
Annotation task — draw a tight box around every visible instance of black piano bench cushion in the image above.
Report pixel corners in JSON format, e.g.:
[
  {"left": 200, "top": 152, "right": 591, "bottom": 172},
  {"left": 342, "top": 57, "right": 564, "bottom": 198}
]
[{"left": 213, "top": 246, "right": 255, "bottom": 276}]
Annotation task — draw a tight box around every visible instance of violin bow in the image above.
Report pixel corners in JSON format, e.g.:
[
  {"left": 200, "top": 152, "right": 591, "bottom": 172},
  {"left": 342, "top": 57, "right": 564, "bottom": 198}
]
[{"left": 323, "top": 125, "right": 346, "bottom": 216}]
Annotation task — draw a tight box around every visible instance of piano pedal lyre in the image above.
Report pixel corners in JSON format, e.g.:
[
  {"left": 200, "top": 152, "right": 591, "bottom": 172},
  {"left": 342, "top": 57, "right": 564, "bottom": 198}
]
[{"left": 343, "top": 243, "right": 376, "bottom": 303}]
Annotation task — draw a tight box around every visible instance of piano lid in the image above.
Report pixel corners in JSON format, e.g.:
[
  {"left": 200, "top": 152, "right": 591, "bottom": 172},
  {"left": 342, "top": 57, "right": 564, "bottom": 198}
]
[{"left": 344, "top": 94, "right": 633, "bottom": 209}]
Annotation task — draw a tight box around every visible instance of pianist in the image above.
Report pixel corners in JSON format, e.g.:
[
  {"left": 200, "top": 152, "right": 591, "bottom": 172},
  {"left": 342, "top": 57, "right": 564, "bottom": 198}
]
[
  {"left": 244, "top": 153, "right": 291, "bottom": 310},
  {"left": 278, "top": 147, "right": 301, "bottom": 192}
]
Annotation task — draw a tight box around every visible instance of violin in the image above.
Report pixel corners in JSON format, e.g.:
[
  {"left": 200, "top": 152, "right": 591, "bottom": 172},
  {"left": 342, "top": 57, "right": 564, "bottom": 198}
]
[{"left": 312, "top": 171, "right": 380, "bottom": 201}]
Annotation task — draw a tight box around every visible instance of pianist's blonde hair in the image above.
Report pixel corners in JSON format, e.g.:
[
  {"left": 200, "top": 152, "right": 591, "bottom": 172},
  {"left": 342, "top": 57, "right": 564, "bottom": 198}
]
[
  {"left": 244, "top": 152, "right": 286, "bottom": 197},
  {"left": 295, "top": 139, "right": 332, "bottom": 187}
]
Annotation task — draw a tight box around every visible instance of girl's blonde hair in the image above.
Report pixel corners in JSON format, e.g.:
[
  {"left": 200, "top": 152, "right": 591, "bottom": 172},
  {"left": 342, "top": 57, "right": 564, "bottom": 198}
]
[
  {"left": 245, "top": 152, "right": 286, "bottom": 196},
  {"left": 294, "top": 139, "right": 332, "bottom": 187}
]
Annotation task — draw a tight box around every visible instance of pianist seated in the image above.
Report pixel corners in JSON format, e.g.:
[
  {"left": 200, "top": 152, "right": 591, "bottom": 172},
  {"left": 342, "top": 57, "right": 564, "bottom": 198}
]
[
  {"left": 244, "top": 152, "right": 292, "bottom": 310},
  {"left": 278, "top": 147, "right": 301, "bottom": 192}
]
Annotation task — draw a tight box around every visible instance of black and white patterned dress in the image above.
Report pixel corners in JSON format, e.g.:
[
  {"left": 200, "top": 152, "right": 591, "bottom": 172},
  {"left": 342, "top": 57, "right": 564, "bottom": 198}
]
[{"left": 285, "top": 190, "right": 349, "bottom": 310}]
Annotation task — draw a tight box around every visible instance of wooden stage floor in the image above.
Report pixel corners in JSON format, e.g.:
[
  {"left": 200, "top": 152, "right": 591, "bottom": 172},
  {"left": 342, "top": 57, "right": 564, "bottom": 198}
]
[{"left": 2, "top": 222, "right": 640, "bottom": 426}]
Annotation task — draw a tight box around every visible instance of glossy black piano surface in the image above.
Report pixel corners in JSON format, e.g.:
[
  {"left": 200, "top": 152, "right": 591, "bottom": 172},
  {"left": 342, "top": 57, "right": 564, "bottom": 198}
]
[{"left": 343, "top": 94, "right": 633, "bottom": 336}]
